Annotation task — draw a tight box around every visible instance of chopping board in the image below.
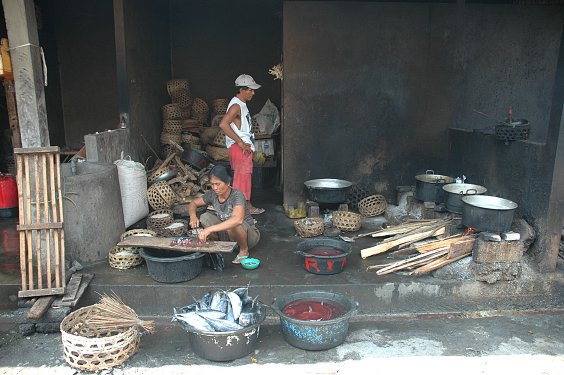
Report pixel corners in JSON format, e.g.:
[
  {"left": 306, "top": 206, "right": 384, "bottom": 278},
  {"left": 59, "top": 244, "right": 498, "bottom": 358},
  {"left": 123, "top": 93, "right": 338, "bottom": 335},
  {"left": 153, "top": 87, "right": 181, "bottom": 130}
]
[{"left": 117, "top": 236, "right": 236, "bottom": 253}]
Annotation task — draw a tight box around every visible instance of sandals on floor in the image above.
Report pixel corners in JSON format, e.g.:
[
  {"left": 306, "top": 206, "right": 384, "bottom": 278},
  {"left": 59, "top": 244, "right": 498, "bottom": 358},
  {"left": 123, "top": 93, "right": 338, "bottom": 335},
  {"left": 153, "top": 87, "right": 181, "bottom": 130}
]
[
  {"left": 249, "top": 207, "right": 265, "bottom": 215},
  {"left": 232, "top": 255, "right": 248, "bottom": 264}
]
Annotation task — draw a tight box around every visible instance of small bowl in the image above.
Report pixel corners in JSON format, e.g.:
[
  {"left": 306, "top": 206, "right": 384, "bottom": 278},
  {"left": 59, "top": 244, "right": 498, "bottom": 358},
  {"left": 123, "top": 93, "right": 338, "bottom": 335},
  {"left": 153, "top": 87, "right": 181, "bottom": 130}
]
[{"left": 241, "top": 258, "right": 260, "bottom": 270}]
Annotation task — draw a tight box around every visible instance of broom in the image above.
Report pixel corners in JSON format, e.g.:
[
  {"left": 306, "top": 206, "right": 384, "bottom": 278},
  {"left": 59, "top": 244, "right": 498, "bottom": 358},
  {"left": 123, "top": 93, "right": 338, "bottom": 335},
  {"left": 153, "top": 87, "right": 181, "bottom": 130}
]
[{"left": 84, "top": 293, "right": 155, "bottom": 334}]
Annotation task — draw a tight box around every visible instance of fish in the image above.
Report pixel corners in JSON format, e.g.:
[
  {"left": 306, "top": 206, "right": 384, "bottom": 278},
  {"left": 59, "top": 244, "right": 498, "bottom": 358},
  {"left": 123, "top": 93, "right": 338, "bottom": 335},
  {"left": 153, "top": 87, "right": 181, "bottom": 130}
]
[
  {"left": 195, "top": 309, "right": 226, "bottom": 320},
  {"left": 232, "top": 287, "right": 249, "bottom": 300},
  {"left": 174, "top": 312, "right": 214, "bottom": 332},
  {"left": 226, "top": 291, "right": 242, "bottom": 321},
  {"left": 210, "top": 291, "right": 229, "bottom": 313},
  {"left": 238, "top": 301, "right": 261, "bottom": 327},
  {"left": 202, "top": 316, "right": 243, "bottom": 332},
  {"left": 198, "top": 291, "right": 212, "bottom": 310}
]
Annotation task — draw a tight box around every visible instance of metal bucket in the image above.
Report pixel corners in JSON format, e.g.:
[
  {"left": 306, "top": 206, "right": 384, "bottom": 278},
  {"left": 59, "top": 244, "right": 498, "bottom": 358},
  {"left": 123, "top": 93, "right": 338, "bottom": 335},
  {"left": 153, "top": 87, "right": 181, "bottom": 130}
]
[
  {"left": 414, "top": 170, "right": 455, "bottom": 203},
  {"left": 271, "top": 291, "right": 358, "bottom": 350},
  {"left": 184, "top": 303, "right": 266, "bottom": 361}
]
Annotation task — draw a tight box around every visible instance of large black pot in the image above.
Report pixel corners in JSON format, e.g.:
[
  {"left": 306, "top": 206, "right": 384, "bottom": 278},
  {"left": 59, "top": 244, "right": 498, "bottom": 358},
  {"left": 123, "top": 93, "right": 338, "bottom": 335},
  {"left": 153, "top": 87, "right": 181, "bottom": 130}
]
[
  {"left": 414, "top": 170, "right": 455, "bottom": 203},
  {"left": 304, "top": 179, "right": 353, "bottom": 204},
  {"left": 442, "top": 183, "right": 487, "bottom": 214},
  {"left": 180, "top": 144, "right": 212, "bottom": 171},
  {"left": 461, "top": 195, "right": 517, "bottom": 232}
]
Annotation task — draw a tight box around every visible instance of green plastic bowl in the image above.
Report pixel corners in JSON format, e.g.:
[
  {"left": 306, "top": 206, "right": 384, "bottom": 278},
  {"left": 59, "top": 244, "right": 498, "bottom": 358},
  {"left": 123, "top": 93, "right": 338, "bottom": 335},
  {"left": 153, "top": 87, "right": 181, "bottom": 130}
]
[{"left": 241, "top": 257, "right": 260, "bottom": 270}]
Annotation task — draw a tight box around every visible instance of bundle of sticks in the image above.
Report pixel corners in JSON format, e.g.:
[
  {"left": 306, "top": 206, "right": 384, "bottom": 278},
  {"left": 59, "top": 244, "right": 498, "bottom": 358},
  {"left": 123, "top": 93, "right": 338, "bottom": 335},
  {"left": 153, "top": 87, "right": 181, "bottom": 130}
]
[
  {"left": 84, "top": 293, "right": 155, "bottom": 334},
  {"left": 367, "top": 234, "right": 476, "bottom": 276}
]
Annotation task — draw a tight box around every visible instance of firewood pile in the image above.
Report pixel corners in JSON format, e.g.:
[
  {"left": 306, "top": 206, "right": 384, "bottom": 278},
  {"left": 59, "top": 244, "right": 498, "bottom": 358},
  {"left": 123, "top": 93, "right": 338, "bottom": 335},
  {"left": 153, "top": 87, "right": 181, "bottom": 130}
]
[{"left": 360, "top": 219, "right": 476, "bottom": 276}]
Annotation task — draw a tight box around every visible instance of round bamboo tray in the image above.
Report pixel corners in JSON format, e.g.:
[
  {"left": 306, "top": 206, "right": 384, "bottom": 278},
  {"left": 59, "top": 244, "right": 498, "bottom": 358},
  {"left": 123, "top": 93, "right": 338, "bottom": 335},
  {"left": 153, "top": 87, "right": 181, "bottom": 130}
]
[
  {"left": 60, "top": 306, "right": 140, "bottom": 371},
  {"left": 358, "top": 195, "right": 387, "bottom": 217},
  {"left": 332, "top": 211, "right": 363, "bottom": 232},
  {"left": 146, "top": 209, "right": 174, "bottom": 230},
  {"left": 293, "top": 217, "right": 324, "bottom": 238},
  {"left": 108, "top": 245, "right": 143, "bottom": 270},
  {"left": 147, "top": 182, "right": 177, "bottom": 210},
  {"left": 158, "top": 219, "right": 189, "bottom": 237}
]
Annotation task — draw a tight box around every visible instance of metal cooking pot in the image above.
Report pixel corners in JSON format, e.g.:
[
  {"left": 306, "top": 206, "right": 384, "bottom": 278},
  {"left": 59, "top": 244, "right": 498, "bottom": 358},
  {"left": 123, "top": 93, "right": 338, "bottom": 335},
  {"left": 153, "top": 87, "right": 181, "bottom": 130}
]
[
  {"left": 304, "top": 179, "right": 353, "bottom": 204},
  {"left": 461, "top": 195, "right": 518, "bottom": 232},
  {"left": 414, "top": 170, "right": 455, "bottom": 203},
  {"left": 180, "top": 145, "right": 211, "bottom": 171},
  {"left": 442, "top": 183, "right": 487, "bottom": 214}
]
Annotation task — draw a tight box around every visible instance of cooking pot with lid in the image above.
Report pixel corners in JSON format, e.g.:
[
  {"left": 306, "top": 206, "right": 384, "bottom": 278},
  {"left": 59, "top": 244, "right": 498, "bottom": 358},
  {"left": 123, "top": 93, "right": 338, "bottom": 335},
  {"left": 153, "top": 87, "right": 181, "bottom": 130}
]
[
  {"left": 414, "top": 170, "right": 455, "bottom": 203},
  {"left": 442, "top": 183, "right": 487, "bottom": 214}
]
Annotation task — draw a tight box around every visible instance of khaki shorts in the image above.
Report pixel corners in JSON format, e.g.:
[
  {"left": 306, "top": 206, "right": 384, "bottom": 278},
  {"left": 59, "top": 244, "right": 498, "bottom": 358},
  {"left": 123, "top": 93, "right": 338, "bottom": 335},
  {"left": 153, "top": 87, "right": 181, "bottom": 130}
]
[{"left": 199, "top": 212, "right": 260, "bottom": 249}]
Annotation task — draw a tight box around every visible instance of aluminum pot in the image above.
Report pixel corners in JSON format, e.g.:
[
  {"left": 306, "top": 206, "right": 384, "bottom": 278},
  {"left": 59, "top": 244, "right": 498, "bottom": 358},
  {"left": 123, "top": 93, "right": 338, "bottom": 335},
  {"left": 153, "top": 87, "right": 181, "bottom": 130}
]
[
  {"left": 304, "top": 179, "right": 353, "bottom": 204},
  {"left": 180, "top": 144, "right": 211, "bottom": 171},
  {"left": 442, "top": 183, "right": 487, "bottom": 214},
  {"left": 414, "top": 170, "right": 455, "bottom": 203},
  {"left": 461, "top": 195, "right": 518, "bottom": 232}
]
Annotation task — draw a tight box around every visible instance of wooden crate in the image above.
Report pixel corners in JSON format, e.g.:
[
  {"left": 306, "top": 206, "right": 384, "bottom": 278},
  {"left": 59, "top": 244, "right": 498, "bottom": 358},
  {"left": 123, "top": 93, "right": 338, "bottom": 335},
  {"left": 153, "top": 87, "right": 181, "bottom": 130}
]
[{"left": 15, "top": 147, "right": 66, "bottom": 298}]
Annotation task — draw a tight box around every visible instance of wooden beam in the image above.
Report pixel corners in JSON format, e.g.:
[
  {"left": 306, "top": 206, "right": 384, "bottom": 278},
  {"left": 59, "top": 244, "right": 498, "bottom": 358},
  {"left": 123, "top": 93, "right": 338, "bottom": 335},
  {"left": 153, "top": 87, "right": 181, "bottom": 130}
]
[
  {"left": 26, "top": 296, "right": 55, "bottom": 320},
  {"left": 117, "top": 236, "right": 237, "bottom": 253},
  {"left": 361, "top": 226, "right": 445, "bottom": 259}
]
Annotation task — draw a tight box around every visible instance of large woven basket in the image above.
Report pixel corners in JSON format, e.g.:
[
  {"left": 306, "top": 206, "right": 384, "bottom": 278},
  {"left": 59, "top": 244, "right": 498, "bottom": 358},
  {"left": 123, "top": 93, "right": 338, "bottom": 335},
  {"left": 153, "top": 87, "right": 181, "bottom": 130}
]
[
  {"left": 160, "top": 144, "right": 176, "bottom": 159},
  {"left": 158, "top": 219, "right": 189, "bottom": 237},
  {"left": 358, "top": 195, "right": 387, "bottom": 217},
  {"left": 108, "top": 245, "right": 143, "bottom": 270},
  {"left": 60, "top": 306, "right": 140, "bottom": 371},
  {"left": 251, "top": 117, "right": 261, "bottom": 135},
  {"left": 206, "top": 144, "right": 229, "bottom": 161},
  {"left": 294, "top": 217, "right": 324, "bottom": 238},
  {"left": 147, "top": 182, "right": 177, "bottom": 210},
  {"left": 162, "top": 104, "right": 184, "bottom": 120},
  {"left": 191, "top": 112, "right": 208, "bottom": 125},
  {"left": 160, "top": 131, "right": 182, "bottom": 145},
  {"left": 211, "top": 129, "right": 227, "bottom": 147},
  {"left": 163, "top": 120, "right": 183, "bottom": 134},
  {"left": 180, "top": 119, "right": 201, "bottom": 131},
  {"left": 166, "top": 79, "right": 190, "bottom": 97},
  {"left": 332, "top": 211, "right": 363, "bottom": 232},
  {"left": 120, "top": 228, "right": 157, "bottom": 241},
  {"left": 191, "top": 98, "right": 209, "bottom": 114},
  {"left": 171, "top": 88, "right": 193, "bottom": 109},
  {"left": 211, "top": 98, "right": 229, "bottom": 115},
  {"left": 146, "top": 209, "right": 174, "bottom": 230}
]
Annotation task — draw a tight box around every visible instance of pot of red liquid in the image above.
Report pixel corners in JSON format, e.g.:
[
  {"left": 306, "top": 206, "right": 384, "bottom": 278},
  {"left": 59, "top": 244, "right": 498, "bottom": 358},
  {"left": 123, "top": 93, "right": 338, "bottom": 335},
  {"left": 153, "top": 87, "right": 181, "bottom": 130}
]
[
  {"left": 295, "top": 238, "right": 352, "bottom": 275},
  {"left": 271, "top": 291, "right": 358, "bottom": 350}
]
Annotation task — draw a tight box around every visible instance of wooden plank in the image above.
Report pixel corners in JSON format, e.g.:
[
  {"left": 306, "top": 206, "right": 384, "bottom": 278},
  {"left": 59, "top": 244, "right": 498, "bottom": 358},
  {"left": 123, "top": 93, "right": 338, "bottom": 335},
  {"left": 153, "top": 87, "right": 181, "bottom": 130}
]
[
  {"left": 375, "top": 247, "right": 449, "bottom": 275},
  {"left": 53, "top": 273, "right": 94, "bottom": 307},
  {"left": 18, "top": 287, "right": 65, "bottom": 298},
  {"left": 414, "top": 234, "right": 465, "bottom": 253},
  {"left": 447, "top": 237, "right": 476, "bottom": 259},
  {"left": 61, "top": 273, "right": 83, "bottom": 302},
  {"left": 17, "top": 154, "right": 27, "bottom": 292},
  {"left": 14, "top": 146, "right": 60, "bottom": 154},
  {"left": 49, "top": 153, "right": 61, "bottom": 288},
  {"left": 24, "top": 155, "right": 33, "bottom": 289},
  {"left": 41, "top": 153, "right": 51, "bottom": 288},
  {"left": 26, "top": 296, "right": 55, "bottom": 320},
  {"left": 33, "top": 153, "right": 42, "bottom": 289},
  {"left": 17, "top": 222, "right": 63, "bottom": 231},
  {"left": 412, "top": 253, "right": 470, "bottom": 276},
  {"left": 55, "top": 152, "right": 65, "bottom": 286},
  {"left": 117, "top": 236, "right": 237, "bottom": 253},
  {"left": 361, "top": 227, "right": 445, "bottom": 259}
]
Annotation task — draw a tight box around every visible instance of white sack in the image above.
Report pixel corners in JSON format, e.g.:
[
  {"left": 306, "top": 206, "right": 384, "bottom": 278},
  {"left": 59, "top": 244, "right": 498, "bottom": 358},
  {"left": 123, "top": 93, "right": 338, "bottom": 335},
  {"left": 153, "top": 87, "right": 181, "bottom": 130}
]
[{"left": 114, "top": 154, "right": 149, "bottom": 228}]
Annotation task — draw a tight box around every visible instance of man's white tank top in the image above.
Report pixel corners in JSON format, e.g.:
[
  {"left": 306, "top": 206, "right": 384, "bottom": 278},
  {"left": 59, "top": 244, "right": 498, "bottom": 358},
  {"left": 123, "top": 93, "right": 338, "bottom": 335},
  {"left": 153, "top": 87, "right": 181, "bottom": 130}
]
[{"left": 225, "top": 97, "right": 255, "bottom": 151}]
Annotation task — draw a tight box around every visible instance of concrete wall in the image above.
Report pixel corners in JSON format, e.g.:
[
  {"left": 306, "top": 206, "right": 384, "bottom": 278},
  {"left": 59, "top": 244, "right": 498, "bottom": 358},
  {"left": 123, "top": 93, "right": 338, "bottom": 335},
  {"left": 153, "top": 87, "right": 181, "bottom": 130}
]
[
  {"left": 169, "top": 0, "right": 282, "bottom": 116},
  {"left": 52, "top": 0, "right": 118, "bottom": 150},
  {"left": 282, "top": 2, "right": 562, "bottom": 208}
]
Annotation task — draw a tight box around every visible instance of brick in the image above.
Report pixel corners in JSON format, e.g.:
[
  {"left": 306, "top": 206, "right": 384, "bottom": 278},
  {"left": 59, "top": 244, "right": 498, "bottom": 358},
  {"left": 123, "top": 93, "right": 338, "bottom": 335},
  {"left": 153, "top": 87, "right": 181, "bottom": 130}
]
[
  {"left": 480, "top": 232, "right": 501, "bottom": 242},
  {"left": 473, "top": 238, "right": 523, "bottom": 263},
  {"left": 501, "top": 231, "right": 521, "bottom": 241}
]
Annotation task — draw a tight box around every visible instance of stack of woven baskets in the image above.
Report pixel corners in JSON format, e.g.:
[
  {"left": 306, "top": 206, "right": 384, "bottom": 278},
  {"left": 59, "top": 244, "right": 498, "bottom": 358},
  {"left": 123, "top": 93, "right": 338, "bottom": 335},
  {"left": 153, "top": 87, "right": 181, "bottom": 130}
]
[
  {"left": 191, "top": 97, "right": 209, "bottom": 126},
  {"left": 109, "top": 229, "right": 156, "bottom": 270}
]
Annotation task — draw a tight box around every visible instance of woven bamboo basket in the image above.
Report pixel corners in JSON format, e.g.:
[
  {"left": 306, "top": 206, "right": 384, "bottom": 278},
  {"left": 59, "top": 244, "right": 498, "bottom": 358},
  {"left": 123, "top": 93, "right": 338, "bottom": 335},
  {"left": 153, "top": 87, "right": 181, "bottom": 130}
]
[
  {"left": 171, "top": 88, "right": 193, "bottom": 109},
  {"left": 108, "top": 245, "right": 143, "bottom": 270},
  {"left": 60, "top": 306, "right": 140, "bottom": 371},
  {"left": 211, "top": 98, "right": 229, "bottom": 114},
  {"left": 158, "top": 219, "right": 189, "bottom": 237},
  {"left": 211, "top": 129, "right": 227, "bottom": 147},
  {"left": 160, "top": 131, "right": 182, "bottom": 145},
  {"left": 210, "top": 114, "right": 224, "bottom": 128},
  {"left": 293, "top": 217, "right": 324, "bottom": 238},
  {"left": 146, "top": 209, "right": 174, "bottom": 230},
  {"left": 162, "top": 104, "right": 184, "bottom": 120},
  {"left": 191, "top": 112, "right": 208, "bottom": 125},
  {"left": 147, "top": 182, "right": 177, "bottom": 210},
  {"left": 160, "top": 144, "right": 176, "bottom": 159},
  {"left": 163, "top": 120, "right": 183, "bottom": 134},
  {"left": 191, "top": 98, "right": 209, "bottom": 114},
  {"left": 206, "top": 144, "right": 229, "bottom": 161},
  {"left": 120, "top": 228, "right": 157, "bottom": 241},
  {"left": 251, "top": 117, "right": 261, "bottom": 135},
  {"left": 180, "top": 119, "right": 201, "bottom": 131},
  {"left": 332, "top": 211, "right": 363, "bottom": 232},
  {"left": 166, "top": 79, "right": 190, "bottom": 97},
  {"left": 358, "top": 195, "right": 387, "bottom": 217},
  {"left": 181, "top": 131, "right": 196, "bottom": 144},
  {"left": 147, "top": 153, "right": 176, "bottom": 185}
]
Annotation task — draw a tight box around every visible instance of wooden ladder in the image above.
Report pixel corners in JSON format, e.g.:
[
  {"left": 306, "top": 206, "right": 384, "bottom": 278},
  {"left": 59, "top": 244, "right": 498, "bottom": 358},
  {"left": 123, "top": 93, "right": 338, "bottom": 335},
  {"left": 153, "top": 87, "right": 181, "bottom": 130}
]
[{"left": 15, "top": 147, "right": 66, "bottom": 298}]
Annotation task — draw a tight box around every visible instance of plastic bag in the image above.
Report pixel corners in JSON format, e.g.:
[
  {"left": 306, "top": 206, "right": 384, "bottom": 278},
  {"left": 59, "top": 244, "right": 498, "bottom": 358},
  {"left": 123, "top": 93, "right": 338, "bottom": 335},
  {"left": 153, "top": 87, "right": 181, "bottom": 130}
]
[
  {"left": 113, "top": 153, "right": 149, "bottom": 228},
  {"left": 253, "top": 99, "right": 280, "bottom": 135}
]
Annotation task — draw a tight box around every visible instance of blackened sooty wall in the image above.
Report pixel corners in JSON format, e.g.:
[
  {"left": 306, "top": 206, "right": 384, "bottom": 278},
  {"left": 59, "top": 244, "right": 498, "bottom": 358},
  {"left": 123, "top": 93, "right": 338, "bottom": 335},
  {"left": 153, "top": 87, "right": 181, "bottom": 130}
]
[{"left": 282, "top": 2, "right": 562, "bottom": 209}]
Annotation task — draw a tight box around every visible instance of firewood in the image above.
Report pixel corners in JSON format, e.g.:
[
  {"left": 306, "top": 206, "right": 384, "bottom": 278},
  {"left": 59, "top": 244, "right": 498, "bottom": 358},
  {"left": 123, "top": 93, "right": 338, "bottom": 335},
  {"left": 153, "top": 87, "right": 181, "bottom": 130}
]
[
  {"left": 375, "top": 247, "right": 449, "bottom": 275},
  {"left": 360, "top": 226, "right": 445, "bottom": 259},
  {"left": 413, "top": 234, "right": 465, "bottom": 253},
  {"left": 411, "top": 253, "right": 470, "bottom": 276},
  {"left": 447, "top": 237, "right": 476, "bottom": 259},
  {"left": 370, "top": 221, "right": 438, "bottom": 238}
]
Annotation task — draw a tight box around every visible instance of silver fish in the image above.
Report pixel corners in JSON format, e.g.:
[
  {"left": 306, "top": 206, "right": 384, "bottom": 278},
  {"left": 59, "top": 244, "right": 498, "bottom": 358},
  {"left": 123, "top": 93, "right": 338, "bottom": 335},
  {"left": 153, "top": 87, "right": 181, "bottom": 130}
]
[
  {"left": 226, "top": 291, "right": 242, "bottom": 321},
  {"left": 202, "top": 316, "right": 243, "bottom": 332},
  {"left": 195, "top": 309, "right": 226, "bottom": 320},
  {"left": 174, "top": 312, "right": 213, "bottom": 332},
  {"left": 225, "top": 300, "right": 235, "bottom": 322},
  {"left": 232, "top": 287, "right": 249, "bottom": 300},
  {"left": 198, "top": 291, "right": 212, "bottom": 310},
  {"left": 238, "top": 300, "right": 261, "bottom": 327}
]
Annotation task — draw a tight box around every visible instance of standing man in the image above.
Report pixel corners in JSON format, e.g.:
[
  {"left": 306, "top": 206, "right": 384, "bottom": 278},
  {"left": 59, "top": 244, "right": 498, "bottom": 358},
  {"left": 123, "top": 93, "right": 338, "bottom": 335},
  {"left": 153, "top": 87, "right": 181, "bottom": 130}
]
[{"left": 219, "top": 74, "right": 265, "bottom": 214}]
